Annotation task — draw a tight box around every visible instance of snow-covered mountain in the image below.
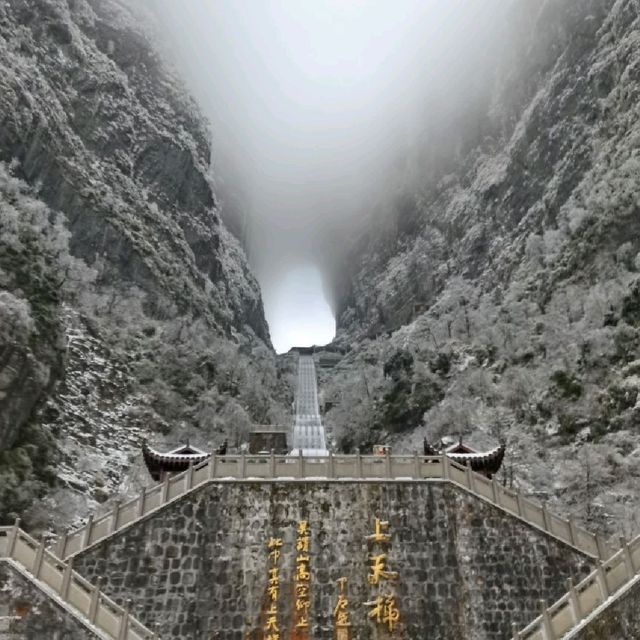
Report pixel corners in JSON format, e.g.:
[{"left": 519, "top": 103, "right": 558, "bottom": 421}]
[
  {"left": 322, "top": 0, "right": 640, "bottom": 537},
  {"left": 0, "top": 0, "right": 288, "bottom": 530}
]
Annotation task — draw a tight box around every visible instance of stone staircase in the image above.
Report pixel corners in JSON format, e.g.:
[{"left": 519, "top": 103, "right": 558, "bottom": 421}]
[
  {"left": 0, "top": 525, "right": 156, "bottom": 639},
  {"left": 51, "top": 451, "right": 617, "bottom": 564},
  {"left": 513, "top": 533, "right": 640, "bottom": 639}
]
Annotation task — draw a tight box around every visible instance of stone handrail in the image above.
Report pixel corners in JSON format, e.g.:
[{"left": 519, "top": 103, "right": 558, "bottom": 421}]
[
  {"left": 513, "top": 534, "right": 640, "bottom": 639},
  {"left": 52, "top": 453, "right": 614, "bottom": 562},
  {"left": 0, "top": 523, "right": 157, "bottom": 640}
]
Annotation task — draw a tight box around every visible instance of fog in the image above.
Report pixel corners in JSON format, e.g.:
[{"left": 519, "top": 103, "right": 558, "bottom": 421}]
[{"left": 145, "top": 0, "right": 510, "bottom": 352}]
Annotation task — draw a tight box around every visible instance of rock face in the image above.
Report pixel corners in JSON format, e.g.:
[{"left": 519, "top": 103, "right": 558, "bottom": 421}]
[
  {"left": 322, "top": 0, "right": 640, "bottom": 537},
  {"left": 71, "top": 481, "right": 593, "bottom": 640},
  {"left": 0, "top": 0, "right": 287, "bottom": 529},
  {"left": 0, "top": 0, "right": 268, "bottom": 342}
]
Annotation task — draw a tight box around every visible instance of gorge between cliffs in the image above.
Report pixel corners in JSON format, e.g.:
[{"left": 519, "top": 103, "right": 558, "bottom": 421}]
[{"left": 0, "top": 3, "right": 640, "bottom": 637}]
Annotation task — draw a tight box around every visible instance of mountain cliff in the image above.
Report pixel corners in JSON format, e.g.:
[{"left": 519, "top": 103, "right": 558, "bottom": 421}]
[
  {"left": 323, "top": 0, "right": 640, "bottom": 536},
  {"left": 0, "top": 0, "right": 286, "bottom": 530}
]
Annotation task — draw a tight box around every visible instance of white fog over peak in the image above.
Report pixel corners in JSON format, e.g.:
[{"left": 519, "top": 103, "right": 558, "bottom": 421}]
[{"left": 144, "top": 0, "right": 509, "bottom": 352}]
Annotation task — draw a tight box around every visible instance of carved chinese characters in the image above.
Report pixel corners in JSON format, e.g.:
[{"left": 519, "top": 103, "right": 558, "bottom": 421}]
[
  {"left": 294, "top": 520, "right": 311, "bottom": 636},
  {"left": 365, "top": 518, "right": 401, "bottom": 634},
  {"left": 265, "top": 536, "right": 283, "bottom": 640}
]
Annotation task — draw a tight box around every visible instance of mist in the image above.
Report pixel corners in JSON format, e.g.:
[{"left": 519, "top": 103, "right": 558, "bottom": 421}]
[{"left": 144, "top": 0, "right": 510, "bottom": 352}]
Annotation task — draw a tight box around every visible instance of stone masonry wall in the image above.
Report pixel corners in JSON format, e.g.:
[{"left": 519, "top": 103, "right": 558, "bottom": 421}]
[
  {"left": 571, "top": 575, "right": 640, "bottom": 640},
  {"left": 72, "top": 482, "right": 595, "bottom": 640},
  {"left": 0, "top": 561, "right": 100, "bottom": 639}
]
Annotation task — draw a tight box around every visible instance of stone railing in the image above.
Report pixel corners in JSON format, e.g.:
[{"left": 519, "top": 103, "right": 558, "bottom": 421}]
[
  {"left": 0, "top": 524, "right": 156, "bottom": 640},
  {"left": 513, "top": 534, "right": 640, "bottom": 639},
  {"left": 53, "top": 453, "right": 614, "bottom": 561}
]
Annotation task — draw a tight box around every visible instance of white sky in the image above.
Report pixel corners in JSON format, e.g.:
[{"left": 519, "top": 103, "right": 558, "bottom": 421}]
[{"left": 148, "top": 0, "right": 506, "bottom": 352}]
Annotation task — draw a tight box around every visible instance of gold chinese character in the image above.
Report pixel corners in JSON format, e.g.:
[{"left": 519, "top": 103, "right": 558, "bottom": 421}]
[
  {"left": 367, "top": 554, "right": 398, "bottom": 585},
  {"left": 334, "top": 594, "right": 348, "bottom": 616},
  {"left": 383, "top": 596, "right": 400, "bottom": 632},
  {"left": 264, "top": 615, "right": 279, "bottom": 632},
  {"left": 297, "top": 520, "right": 309, "bottom": 535},
  {"left": 337, "top": 577, "right": 347, "bottom": 594},
  {"left": 296, "top": 562, "right": 310, "bottom": 581},
  {"left": 367, "top": 518, "right": 391, "bottom": 544},
  {"left": 268, "top": 567, "right": 280, "bottom": 585},
  {"left": 366, "top": 595, "right": 400, "bottom": 632},
  {"left": 296, "top": 584, "right": 309, "bottom": 599},
  {"left": 336, "top": 611, "right": 351, "bottom": 628},
  {"left": 267, "top": 585, "right": 279, "bottom": 601},
  {"left": 267, "top": 537, "right": 283, "bottom": 549},
  {"left": 269, "top": 548, "right": 281, "bottom": 564},
  {"left": 266, "top": 603, "right": 277, "bottom": 615},
  {"left": 296, "top": 535, "right": 310, "bottom": 552},
  {"left": 295, "top": 615, "right": 309, "bottom": 628},
  {"left": 296, "top": 554, "right": 310, "bottom": 564},
  {"left": 296, "top": 599, "right": 310, "bottom": 612},
  {"left": 265, "top": 635, "right": 279, "bottom": 640}
]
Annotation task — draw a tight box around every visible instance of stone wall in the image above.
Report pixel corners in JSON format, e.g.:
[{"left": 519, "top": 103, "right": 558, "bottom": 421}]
[
  {"left": 0, "top": 561, "right": 100, "bottom": 639},
  {"left": 72, "top": 481, "right": 595, "bottom": 640},
  {"left": 571, "top": 575, "right": 640, "bottom": 640}
]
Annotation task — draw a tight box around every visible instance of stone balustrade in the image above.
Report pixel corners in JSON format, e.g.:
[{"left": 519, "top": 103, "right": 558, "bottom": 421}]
[
  {"left": 513, "top": 533, "right": 640, "bottom": 639},
  {"left": 0, "top": 524, "right": 156, "bottom": 640},
  {"left": 52, "top": 453, "right": 615, "bottom": 562}
]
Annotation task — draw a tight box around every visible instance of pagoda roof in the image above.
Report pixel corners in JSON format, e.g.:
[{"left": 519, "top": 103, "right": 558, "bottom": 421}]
[
  {"left": 142, "top": 442, "right": 210, "bottom": 481},
  {"left": 423, "top": 438, "right": 506, "bottom": 476}
]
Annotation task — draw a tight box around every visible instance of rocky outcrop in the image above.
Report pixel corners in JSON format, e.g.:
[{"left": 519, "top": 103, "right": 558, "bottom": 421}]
[
  {"left": 334, "top": 0, "right": 637, "bottom": 339},
  {"left": 0, "top": 0, "right": 268, "bottom": 342},
  {"left": 0, "top": 0, "right": 286, "bottom": 530}
]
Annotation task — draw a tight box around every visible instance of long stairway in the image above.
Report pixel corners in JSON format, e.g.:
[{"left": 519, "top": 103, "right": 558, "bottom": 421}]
[
  {"left": 291, "top": 355, "right": 328, "bottom": 456},
  {"left": 0, "top": 525, "right": 156, "bottom": 639},
  {"left": 514, "top": 533, "right": 640, "bottom": 639}
]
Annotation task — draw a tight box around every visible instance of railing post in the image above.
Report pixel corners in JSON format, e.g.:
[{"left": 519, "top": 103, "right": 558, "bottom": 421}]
[
  {"left": 568, "top": 516, "right": 578, "bottom": 546},
  {"left": 566, "top": 578, "right": 583, "bottom": 623},
  {"left": 56, "top": 529, "right": 69, "bottom": 559},
  {"left": 60, "top": 558, "right": 73, "bottom": 600},
  {"left": 356, "top": 453, "right": 363, "bottom": 478},
  {"left": 516, "top": 491, "right": 524, "bottom": 517},
  {"left": 328, "top": 451, "right": 334, "bottom": 479},
  {"left": 137, "top": 489, "right": 146, "bottom": 518},
  {"left": 118, "top": 602, "right": 130, "bottom": 640},
  {"left": 33, "top": 536, "right": 46, "bottom": 579},
  {"left": 112, "top": 500, "right": 121, "bottom": 533},
  {"left": 491, "top": 478, "right": 500, "bottom": 505},
  {"left": 208, "top": 454, "right": 217, "bottom": 480},
  {"left": 186, "top": 462, "right": 194, "bottom": 491},
  {"left": 414, "top": 453, "right": 421, "bottom": 479},
  {"left": 539, "top": 600, "right": 555, "bottom": 640},
  {"left": 240, "top": 453, "right": 246, "bottom": 479},
  {"left": 161, "top": 475, "right": 170, "bottom": 503},
  {"left": 269, "top": 451, "right": 276, "bottom": 478},
  {"left": 465, "top": 465, "right": 474, "bottom": 491},
  {"left": 83, "top": 514, "right": 94, "bottom": 549},
  {"left": 7, "top": 518, "right": 21, "bottom": 556},
  {"left": 442, "top": 455, "right": 450, "bottom": 480},
  {"left": 620, "top": 536, "right": 635, "bottom": 577},
  {"left": 595, "top": 533, "right": 607, "bottom": 561},
  {"left": 298, "top": 450, "right": 304, "bottom": 478},
  {"left": 596, "top": 562, "right": 610, "bottom": 600},
  {"left": 542, "top": 504, "right": 551, "bottom": 532},
  {"left": 385, "top": 449, "right": 392, "bottom": 478},
  {"left": 511, "top": 622, "right": 522, "bottom": 639},
  {"left": 89, "top": 577, "right": 102, "bottom": 622}
]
